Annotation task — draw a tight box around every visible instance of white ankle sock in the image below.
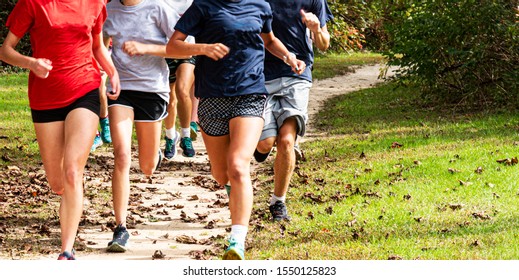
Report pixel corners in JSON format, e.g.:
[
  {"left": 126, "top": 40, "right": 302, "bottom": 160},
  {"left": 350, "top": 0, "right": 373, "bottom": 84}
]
[
  {"left": 181, "top": 127, "right": 190, "bottom": 138},
  {"left": 270, "top": 194, "right": 286, "bottom": 206},
  {"left": 230, "top": 225, "right": 248, "bottom": 244},
  {"left": 166, "top": 127, "right": 176, "bottom": 139}
]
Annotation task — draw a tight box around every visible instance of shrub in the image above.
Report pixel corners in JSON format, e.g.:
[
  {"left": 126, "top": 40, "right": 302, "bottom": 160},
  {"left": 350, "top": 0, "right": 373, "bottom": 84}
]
[{"left": 383, "top": 0, "right": 519, "bottom": 107}]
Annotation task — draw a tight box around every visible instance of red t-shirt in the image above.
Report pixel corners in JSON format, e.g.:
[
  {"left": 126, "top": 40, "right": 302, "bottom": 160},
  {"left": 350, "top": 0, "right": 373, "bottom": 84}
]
[{"left": 6, "top": 0, "right": 107, "bottom": 110}]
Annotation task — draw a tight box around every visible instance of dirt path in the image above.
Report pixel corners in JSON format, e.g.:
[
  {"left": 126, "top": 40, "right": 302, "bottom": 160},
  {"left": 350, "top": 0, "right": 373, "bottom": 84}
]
[{"left": 36, "top": 64, "right": 389, "bottom": 260}]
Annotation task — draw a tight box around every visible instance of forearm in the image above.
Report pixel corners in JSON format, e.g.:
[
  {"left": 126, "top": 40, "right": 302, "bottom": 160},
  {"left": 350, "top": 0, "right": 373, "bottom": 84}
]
[
  {"left": 166, "top": 40, "right": 205, "bottom": 58},
  {"left": 0, "top": 43, "right": 36, "bottom": 70},
  {"left": 311, "top": 28, "right": 330, "bottom": 51},
  {"left": 263, "top": 36, "right": 291, "bottom": 62},
  {"left": 93, "top": 45, "right": 116, "bottom": 78}
]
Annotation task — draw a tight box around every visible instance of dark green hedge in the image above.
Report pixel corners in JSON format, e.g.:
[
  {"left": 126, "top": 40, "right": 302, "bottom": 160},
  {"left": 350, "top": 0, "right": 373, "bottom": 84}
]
[{"left": 383, "top": 0, "right": 519, "bottom": 107}]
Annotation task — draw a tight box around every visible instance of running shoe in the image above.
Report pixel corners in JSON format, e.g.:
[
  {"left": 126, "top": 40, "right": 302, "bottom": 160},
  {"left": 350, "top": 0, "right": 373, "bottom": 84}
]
[
  {"left": 222, "top": 237, "right": 245, "bottom": 260},
  {"left": 156, "top": 149, "right": 163, "bottom": 170},
  {"left": 189, "top": 121, "right": 198, "bottom": 141},
  {"left": 90, "top": 133, "right": 103, "bottom": 152},
  {"left": 107, "top": 224, "right": 130, "bottom": 253},
  {"left": 180, "top": 137, "right": 195, "bottom": 157},
  {"left": 224, "top": 184, "right": 231, "bottom": 197},
  {"left": 100, "top": 117, "right": 112, "bottom": 144},
  {"left": 57, "top": 250, "right": 76, "bottom": 260},
  {"left": 253, "top": 148, "right": 272, "bottom": 163},
  {"left": 164, "top": 131, "right": 180, "bottom": 160},
  {"left": 294, "top": 144, "right": 304, "bottom": 162},
  {"left": 269, "top": 201, "right": 291, "bottom": 221}
]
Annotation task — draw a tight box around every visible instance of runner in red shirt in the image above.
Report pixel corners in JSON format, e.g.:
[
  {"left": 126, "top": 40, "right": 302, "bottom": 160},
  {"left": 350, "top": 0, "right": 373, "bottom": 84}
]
[{"left": 0, "top": 0, "right": 120, "bottom": 260}]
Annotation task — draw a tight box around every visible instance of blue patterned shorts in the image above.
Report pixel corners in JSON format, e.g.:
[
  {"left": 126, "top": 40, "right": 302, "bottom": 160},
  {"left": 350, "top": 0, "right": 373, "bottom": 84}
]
[{"left": 198, "top": 94, "right": 266, "bottom": 136}]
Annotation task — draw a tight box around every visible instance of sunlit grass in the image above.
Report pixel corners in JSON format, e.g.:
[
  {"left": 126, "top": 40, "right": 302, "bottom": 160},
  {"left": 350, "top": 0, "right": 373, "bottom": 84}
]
[{"left": 250, "top": 56, "right": 519, "bottom": 259}]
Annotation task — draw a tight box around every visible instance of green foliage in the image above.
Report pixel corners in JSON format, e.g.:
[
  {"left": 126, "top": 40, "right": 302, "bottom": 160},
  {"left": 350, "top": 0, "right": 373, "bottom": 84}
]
[
  {"left": 383, "top": 0, "right": 519, "bottom": 107},
  {"left": 327, "top": 0, "right": 389, "bottom": 52},
  {"left": 1, "top": 0, "right": 32, "bottom": 72}
]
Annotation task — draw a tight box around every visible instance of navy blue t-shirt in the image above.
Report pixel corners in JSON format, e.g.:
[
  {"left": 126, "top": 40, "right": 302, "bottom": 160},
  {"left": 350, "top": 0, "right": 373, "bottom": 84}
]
[
  {"left": 175, "top": 0, "right": 273, "bottom": 98},
  {"left": 264, "top": 0, "right": 332, "bottom": 82}
]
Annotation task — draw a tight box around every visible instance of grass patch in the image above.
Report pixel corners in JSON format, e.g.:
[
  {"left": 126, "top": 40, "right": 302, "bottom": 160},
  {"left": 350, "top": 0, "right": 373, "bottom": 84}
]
[
  {"left": 0, "top": 72, "right": 40, "bottom": 167},
  {"left": 312, "top": 52, "right": 385, "bottom": 81},
  {"left": 250, "top": 81, "right": 519, "bottom": 260}
]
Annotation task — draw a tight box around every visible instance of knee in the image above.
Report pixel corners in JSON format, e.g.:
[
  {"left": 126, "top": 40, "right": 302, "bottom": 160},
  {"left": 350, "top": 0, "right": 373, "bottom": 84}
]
[
  {"left": 277, "top": 132, "right": 296, "bottom": 152},
  {"left": 227, "top": 161, "right": 249, "bottom": 183},
  {"left": 211, "top": 169, "right": 228, "bottom": 186},
  {"left": 61, "top": 167, "right": 83, "bottom": 192},
  {"left": 257, "top": 137, "right": 275, "bottom": 153},
  {"left": 49, "top": 182, "right": 65, "bottom": 195},
  {"left": 113, "top": 149, "right": 132, "bottom": 171},
  {"left": 176, "top": 85, "right": 191, "bottom": 100}
]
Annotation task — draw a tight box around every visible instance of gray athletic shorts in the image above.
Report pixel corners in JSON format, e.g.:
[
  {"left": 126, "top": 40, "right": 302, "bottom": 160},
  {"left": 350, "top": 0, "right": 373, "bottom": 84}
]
[
  {"left": 198, "top": 94, "right": 266, "bottom": 136},
  {"left": 259, "top": 77, "right": 312, "bottom": 140}
]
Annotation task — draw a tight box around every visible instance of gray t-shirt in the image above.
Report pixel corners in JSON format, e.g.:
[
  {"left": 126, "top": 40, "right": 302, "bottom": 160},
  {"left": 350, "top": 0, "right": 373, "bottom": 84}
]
[
  {"left": 104, "top": 0, "right": 180, "bottom": 101},
  {"left": 166, "top": 0, "right": 195, "bottom": 43}
]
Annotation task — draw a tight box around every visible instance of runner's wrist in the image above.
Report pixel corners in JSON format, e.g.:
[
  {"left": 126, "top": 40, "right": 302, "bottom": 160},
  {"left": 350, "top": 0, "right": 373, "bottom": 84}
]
[{"left": 283, "top": 52, "right": 296, "bottom": 65}]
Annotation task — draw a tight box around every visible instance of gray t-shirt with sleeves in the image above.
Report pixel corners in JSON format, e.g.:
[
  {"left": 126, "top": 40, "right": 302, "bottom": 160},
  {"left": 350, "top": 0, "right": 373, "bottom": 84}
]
[
  {"left": 166, "top": 0, "right": 195, "bottom": 43},
  {"left": 104, "top": 0, "right": 180, "bottom": 101}
]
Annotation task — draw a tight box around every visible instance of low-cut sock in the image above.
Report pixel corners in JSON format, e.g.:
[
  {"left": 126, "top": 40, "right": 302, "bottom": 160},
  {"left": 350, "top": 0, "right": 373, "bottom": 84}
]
[
  {"left": 166, "top": 126, "right": 176, "bottom": 139},
  {"left": 181, "top": 127, "right": 190, "bottom": 138},
  {"left": 270, "top": 194, "right": 286, "bottom": 206},
  {"left": 230, "top": 224, "right": 248, "bottom": 245}
]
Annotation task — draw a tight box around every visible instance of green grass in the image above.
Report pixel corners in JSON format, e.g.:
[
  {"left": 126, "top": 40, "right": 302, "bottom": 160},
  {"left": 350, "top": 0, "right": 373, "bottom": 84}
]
[
  {"left": 312, "top": 51, "right": 385, "bottom": 80},
  {"left": 0, "top": 73, "right": 40, "bottom": 166},
  {"left": 249, "top": 55, "right": 519, "bottom": 260}
]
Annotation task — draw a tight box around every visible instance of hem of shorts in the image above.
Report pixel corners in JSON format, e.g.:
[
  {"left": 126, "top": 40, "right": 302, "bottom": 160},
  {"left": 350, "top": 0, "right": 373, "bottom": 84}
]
[{"left": 201, "top": 115, "right": 265, "bottom": 137}]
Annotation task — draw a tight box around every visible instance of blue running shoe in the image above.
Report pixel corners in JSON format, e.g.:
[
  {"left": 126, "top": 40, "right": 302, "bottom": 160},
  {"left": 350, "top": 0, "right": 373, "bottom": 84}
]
[
  {"left": 224, "top": 184, "right": 231, "bottom": 197},
  {"left": 189, "top": 121, "right": 198, "bottom": 141},
  {"left": 107, "top": 224, "right": 130, "bottom": 253},
  {"left": 222, "top": 237, "right": 245, "bottom": 260},
  {"left": 164, "top": 131, "right": 180, "bottom": 160},
  {"left": 180, "top": 137, "right": 195, "bottom": 157},
  {"left": 100, "top": 117, "right": 112, "bottom": 144},
  {"left": 57, "top": 249, "right": 76, "bottom": 260},
  {"left": 91, "top": 133, "right": 103, "bottom": 152}
]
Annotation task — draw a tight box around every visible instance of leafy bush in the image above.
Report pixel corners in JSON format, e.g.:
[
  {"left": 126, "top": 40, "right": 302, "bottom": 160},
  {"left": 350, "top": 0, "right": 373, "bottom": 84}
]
[
  {"left": 383, "top": 0, "right": 519, "bottom": 107},
  {"left": 327, "top": 0, "right": 389, "bottom": 52}
]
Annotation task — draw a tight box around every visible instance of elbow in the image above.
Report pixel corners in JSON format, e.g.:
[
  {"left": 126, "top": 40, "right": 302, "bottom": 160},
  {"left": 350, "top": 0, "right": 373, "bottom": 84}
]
[{"left": 317, "top": 41, "right": 330, "bottom": 52}]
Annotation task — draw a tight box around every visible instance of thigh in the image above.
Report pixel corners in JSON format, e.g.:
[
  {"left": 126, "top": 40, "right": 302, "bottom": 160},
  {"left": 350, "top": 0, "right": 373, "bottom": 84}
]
[
  {"left": 201, "top": 132, "right": 230, "bottom": 180},
  {"left": 174, "top": 63, "right": 195, "bottom": 96},
  {"left": 63, "top": 108, "right": 99, "bottom": 166},
  {"left": 34, "top": 121, "right": 65, "bottom": 183},
  {"left": 135, "top": 120, "right": 162, "bottom": 163},
  {"left": 229, "top": 116, "right": 264, "bottom": 164},
  {"left": 108, "top": 105, "right": 135, "bottom": 155}
]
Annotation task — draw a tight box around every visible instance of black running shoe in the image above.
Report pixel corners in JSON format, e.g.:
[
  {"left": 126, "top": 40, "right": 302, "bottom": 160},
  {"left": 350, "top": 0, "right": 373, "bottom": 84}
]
[
  {"left": 253, "top": 148, "right": 272, "bottom": 163},
  {"left": 269, "top": 201, "right": 291, "bottom": 221}
]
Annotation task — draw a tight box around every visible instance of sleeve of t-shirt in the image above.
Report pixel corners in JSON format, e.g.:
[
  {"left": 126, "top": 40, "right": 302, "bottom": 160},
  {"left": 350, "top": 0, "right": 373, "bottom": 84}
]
[
  {"left": 312, "top": 0, "right": 329, "bottom": 28},
  {"left": 323, "top": 0, "right": 334, "bottom": 23},
  {"left": 174, "top": 3, "right": 204, "bottom": 37},
  {"left": 92, "top": 5, "right": 107, "bottom": 35},
  {"left": 159, "top": 3, "right": 180, "bottom": 39},
  {"left": 5, "top": 0, "right": 34, "bottom": 38},
  {"left": 261, "top": 6, "right": 273, "bottom": 34}
]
